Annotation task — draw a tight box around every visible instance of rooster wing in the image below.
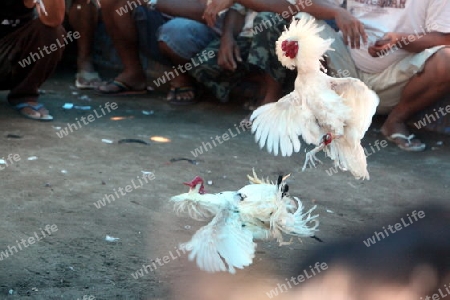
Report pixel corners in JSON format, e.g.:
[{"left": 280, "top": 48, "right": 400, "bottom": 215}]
[
  {"left": 180, "top": 205, "right": 256, "bottom": 274},
  {"left": 250, "top": 91, "right": 324, "bottom": 157},
  {"left": 328, "top": 76, "right": 379, "bottom": 142}
]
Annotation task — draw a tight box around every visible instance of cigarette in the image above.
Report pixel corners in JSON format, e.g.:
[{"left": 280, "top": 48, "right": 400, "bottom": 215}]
[{"left": 34, "top": 0, "right": 48, "bottom": 16}]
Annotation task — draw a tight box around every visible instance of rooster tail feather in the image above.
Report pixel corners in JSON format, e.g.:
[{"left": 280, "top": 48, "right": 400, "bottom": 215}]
[
  {"left": 268, "top": 182, "right": 319, "bottom": 245},
  {"left": 325, "top": 140, "right": 369, "bottom": 180}
]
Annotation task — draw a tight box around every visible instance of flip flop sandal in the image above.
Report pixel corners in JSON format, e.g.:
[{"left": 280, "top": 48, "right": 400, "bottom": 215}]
[
  {"left": 75, "top": 72, "right": 103, "bottom": 90},
  {"left": 14, "top": 103, "right": 53, "bottom": 121},
  {"left": 96, "top": 80, "right": 147, "bottom": 96},
  {"left": 168, "top": 87, "right": 197, "bottom": 105},
  {"left": 386, "top": 133, "right": 426, "bottom": 152}
]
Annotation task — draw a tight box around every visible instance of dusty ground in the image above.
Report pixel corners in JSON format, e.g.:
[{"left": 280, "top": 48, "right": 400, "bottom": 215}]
[{"left": 0, "top": 70, "right": 449, "bottom": 300}]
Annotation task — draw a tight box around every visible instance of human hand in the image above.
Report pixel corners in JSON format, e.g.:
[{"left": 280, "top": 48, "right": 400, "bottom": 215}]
[
  {"left": 203, "top": 0, "right": 234, "bottom": 28},
  {"left": 368, "top": 32, "right": 402, "bottom": 57},
  {"left": 334, "top": 8, "right": 367, "bottom": 49},
  {"left": 218, "top": 35, "right": 242, "bottom": 71}
]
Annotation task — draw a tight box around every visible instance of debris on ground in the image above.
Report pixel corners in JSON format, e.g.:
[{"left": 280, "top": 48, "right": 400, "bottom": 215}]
[
  {"left": 142, "top": 110, "right": 154, "bottom": 115},
  {"left": 105, "top": 235, "right": 120, "bottom": 242},
  {"left": 62, "top": 103, "right": 74, "bottom": 109},
  {"left": 118, "top": 139, "right": 150, "bottom": 145},
  {"left": 169, "top": 158, "right": 198, "bottom": 165}
]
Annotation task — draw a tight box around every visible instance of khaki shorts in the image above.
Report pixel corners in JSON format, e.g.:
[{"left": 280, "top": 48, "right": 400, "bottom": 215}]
[{"left": 296, "top": 12, "right": 446, "bottom": 114}]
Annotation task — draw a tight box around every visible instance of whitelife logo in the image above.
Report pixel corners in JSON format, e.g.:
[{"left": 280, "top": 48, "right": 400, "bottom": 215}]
[
  {"left": 18, "top": 31, "right": 80, "bottom": 67},
  {"left": 0, "top": 225, "right": 58, "bottom": 261},
  {"left": 56, "top": 102, "right": 118, "bottom": 138},
  {"left": 153, "top": 50, "right": 215, "bottom": 87},
  {"left": 363, "top": 210, "right": 425, "bottom": 247},
  {"left": 265, "top": 262, "right": 328, "bottom": 298},
  {"left": 93, "top": 173, "right": 156, "bottom": 209},
  {"left": 131, "top": 246, "right": 186, "bottom": 279},
  {"left": 190, "top": 121, "right": 252, "bottom": 157}
]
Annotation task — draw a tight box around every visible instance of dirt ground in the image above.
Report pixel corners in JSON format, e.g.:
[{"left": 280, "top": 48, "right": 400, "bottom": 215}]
[{"left": 0, "top": 70, "right": 449, "bottom": 300}]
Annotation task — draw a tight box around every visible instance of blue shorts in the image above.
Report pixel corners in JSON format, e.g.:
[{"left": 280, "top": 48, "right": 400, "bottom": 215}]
[
  {"left": 133, "top": 8, "right": 220, "bottom": 64},
  {"left": 158, "top": 18, "right": 220, "bottom": 60}
]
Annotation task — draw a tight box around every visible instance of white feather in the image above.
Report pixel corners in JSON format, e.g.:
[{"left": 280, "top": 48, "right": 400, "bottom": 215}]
[
  {"left": 180, "top": 206, "right": 256, "bottom": 274},
  {"left": 250, "top": 15, "right": 379, "bottom": 180},
  {"left": 170, "top": 189, "right": 238, "bottom": 221},
  {"left": 173, "top": 172, "right": 320, "bottom": 273}
]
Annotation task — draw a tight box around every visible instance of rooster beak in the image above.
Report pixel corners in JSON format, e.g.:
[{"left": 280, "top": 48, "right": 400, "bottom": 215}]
[{"left": 282, "top": 174, "right": 291, "bottom": 181}]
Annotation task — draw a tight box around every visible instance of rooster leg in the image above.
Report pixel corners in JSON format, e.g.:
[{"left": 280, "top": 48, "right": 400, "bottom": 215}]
[
  {"left": 302, "top": 143, "right": 325, "bottom": 171},
  {"left": 279, "top": 237, "right": 294, "bottom": 246}
]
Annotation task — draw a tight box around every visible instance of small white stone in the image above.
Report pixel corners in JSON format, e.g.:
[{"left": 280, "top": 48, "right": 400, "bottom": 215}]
[{"left": 105, "top": 235, "right": 119, "bottom": 242}]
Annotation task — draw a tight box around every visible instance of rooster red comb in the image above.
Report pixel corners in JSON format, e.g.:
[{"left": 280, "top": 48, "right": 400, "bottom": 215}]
[
  {"left": 281, "top": 40, "right": 299, "bottom": 59},
  {"left": 183, "top": 176, "right": 206, "bottom": 194}
]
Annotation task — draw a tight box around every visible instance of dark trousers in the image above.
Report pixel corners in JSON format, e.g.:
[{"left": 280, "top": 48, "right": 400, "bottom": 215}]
[{"left": 0, "top": 19, "right": 65, "bottom": 105}]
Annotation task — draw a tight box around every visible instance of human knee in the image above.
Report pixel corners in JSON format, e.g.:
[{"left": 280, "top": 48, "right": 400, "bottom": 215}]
[
  {"left": 158, "top": 40, "right": 172, "bottom": 55},
  {"left": 433, "top": 47, "right": 450, "bottom": 82}
]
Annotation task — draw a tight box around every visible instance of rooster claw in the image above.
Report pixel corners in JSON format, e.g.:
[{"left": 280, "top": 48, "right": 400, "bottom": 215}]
[{"left": 302, "top": 151, "right": 323, "bottom": 171}]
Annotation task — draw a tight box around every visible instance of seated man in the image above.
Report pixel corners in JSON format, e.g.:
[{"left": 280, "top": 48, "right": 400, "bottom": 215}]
[
  {"left": 0, "top": 0, "right": 65, "bottom": 121},
  {"left": 97, "top": 0, "right": 223, "bottom": 104},
  {"left": 66, "top": 0, "right": 103, "bottom": 89},
  {"left": 191, "top": 3, "right": 337, "bottom": 123},
  {"left": 204, "top": 0, "right": 450, "bottom": 151},
  {"left": 189, "top": 8, "right": 293, "bottom": 109}
]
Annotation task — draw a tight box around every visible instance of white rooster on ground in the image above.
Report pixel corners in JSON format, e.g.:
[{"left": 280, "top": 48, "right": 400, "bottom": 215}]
[
  {"left": 170, "top": 170, "right": 320, "bottom": 274},
  {"left": 250, "top": 17, "right": 379, "bottom": 180}
]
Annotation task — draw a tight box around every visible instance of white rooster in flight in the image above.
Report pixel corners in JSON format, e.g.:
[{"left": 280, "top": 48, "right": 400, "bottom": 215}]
[
  {"left": 170, "top": 171, "right": 320, "bottom": 274},
  {"left": 250, "top": 17, "right": 379, "bottom": 180}
]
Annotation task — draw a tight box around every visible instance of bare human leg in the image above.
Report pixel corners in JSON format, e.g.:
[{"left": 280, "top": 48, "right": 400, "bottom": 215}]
[
  {"left": 258, "top": 72, "right": 283, "bottom": 106},
  {"left": 381, "top": 47, "right": 450, "bottom": 150},
  {"left": 159, "top": 41, "right": 195, "bottom": 101},
  {"left": 69, "top": 0, "right": 102, "bottom": 88},
  {"left": 97, "top": 0, "right": 146, "bottom": 93}
]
